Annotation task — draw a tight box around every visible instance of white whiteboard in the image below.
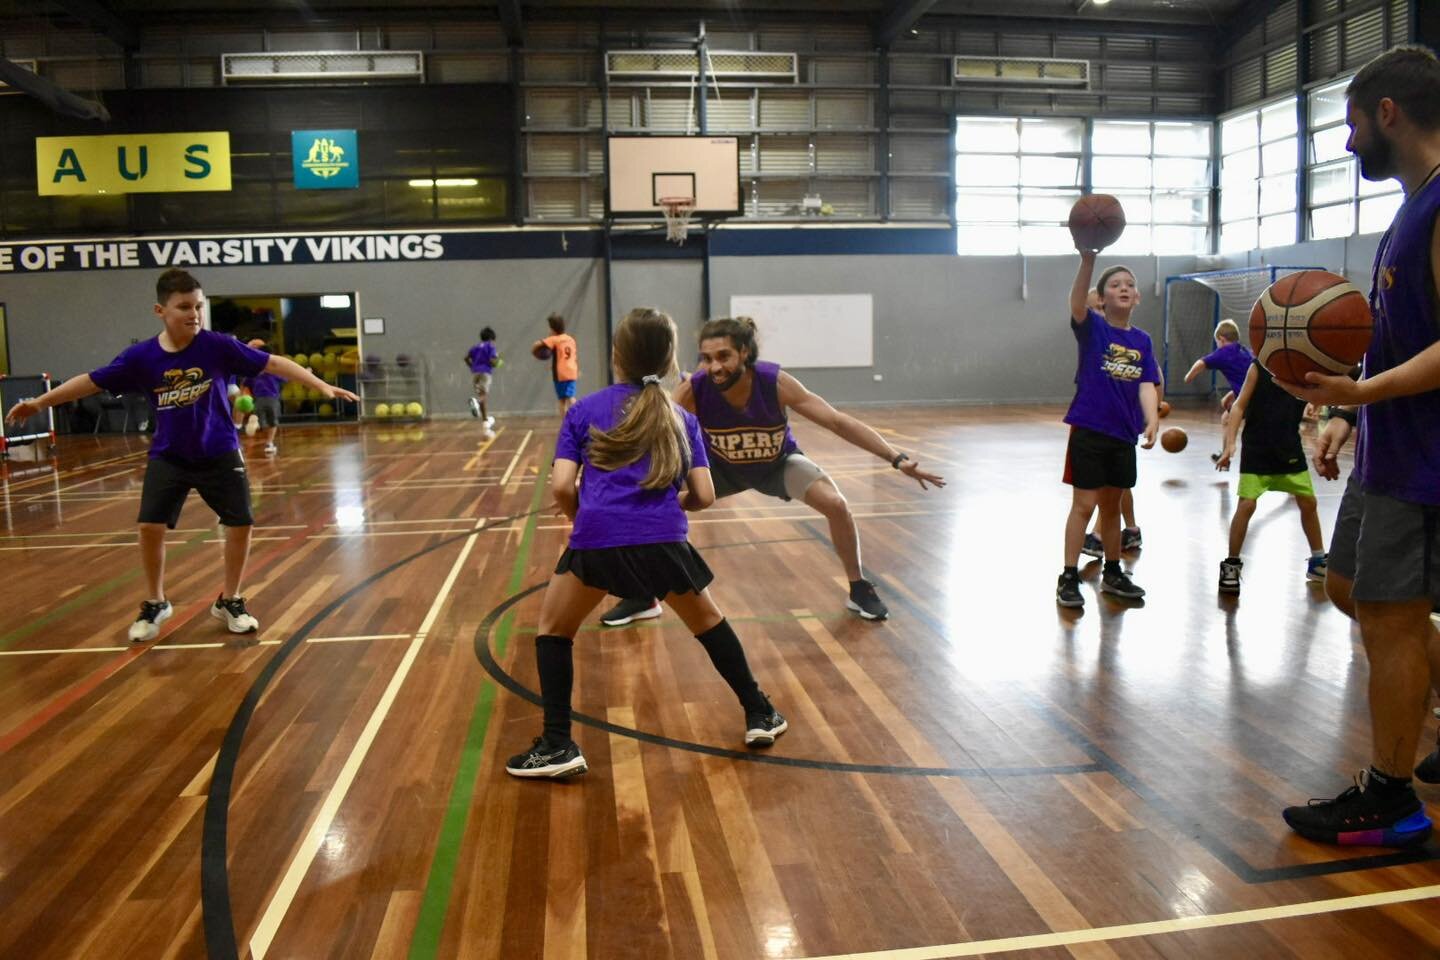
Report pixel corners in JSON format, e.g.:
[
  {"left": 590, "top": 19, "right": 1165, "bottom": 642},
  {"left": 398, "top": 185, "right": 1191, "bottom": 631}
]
[{"left": 727, "top": 294, "right": 873, "bottom": 368}]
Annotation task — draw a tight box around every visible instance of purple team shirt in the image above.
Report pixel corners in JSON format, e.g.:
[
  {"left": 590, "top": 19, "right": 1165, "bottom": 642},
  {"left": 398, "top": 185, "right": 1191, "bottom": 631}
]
[
  {"left": 248, "top": 370, "right": 282, "bottom": 399},
  {"left": 466, "top": 341, "right": 498, "bottom": 374},
  {"left": 1201, "top": 341, "right": 1254, "bottom": 395},
  {"left": 689, "top": 361, "right": 801, "bottom": 488},
  {"left": 1063, "top": 309, "right": 1161, "bottom": 444},
  {"left": 1357, "top": 175, "right": 1440, "bottom": 504},
  {"left": 90, "top": 329, "right": 270, "bottom": 462},
  {"left": 556, "top": 384, "right": 709, "bottom": 549}
]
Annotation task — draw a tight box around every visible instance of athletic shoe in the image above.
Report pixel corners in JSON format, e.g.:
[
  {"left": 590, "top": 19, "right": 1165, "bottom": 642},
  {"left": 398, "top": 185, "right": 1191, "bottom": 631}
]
[
  {"left": 128, "top": 599, "right": 173, "bottom": 642},
  {"left": 468, "top": 397, "right": 480, "bottom": 418},
  {"left": 1080, "top": 533, "right": 1103, "bottom": 559},
  {"left": 263, "top": 443, "right": 278, "bottom": 456},
  {"left": 1056, "top": 571, "right": 1084, "bottom": 608},
  {"left": 846, "top": 579, "right": 889, "bottom": 620},
  {"left": 1100, "top": 568, "right": 1145, "bottom": 599},
  {"left": 483, "top": 428, "right": 496, "bottom": 440},
  {"left": 1121, "top": 527, "right": 1143, "bottom": 552},
  {"left": 1219, "top": 558, "right": 1243, "bottom": 594},
  {"left": 1282, "top": 770, "right": 1432, "bottom": 847},
  {"left": 1416, "top": 708, "right": 1440, "bottom": 784},
  {"left": 210, "top": 595, "right": 259, "bottom": 633},
  {"left": 745, "top": 695, "right": 788, "bottom": 746},
  {"left": 484, "top": 415, "right": 496, "bottom": 428},
  {"left": 506, "top": 736, "right": 588, "bottom": 778},
  {"left": 600, "top": 597, "right": 662, "bottom": 627},
  {"left": 1306, "top": 554, "right": 1328, "bottom": 583}
]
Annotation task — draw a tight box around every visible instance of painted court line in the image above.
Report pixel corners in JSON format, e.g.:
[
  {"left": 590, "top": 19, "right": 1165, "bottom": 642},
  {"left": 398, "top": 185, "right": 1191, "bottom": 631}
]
[
  {"left": 802, "top": 884, "right": 1440, "bottom": 960},
  {"left": 498, "top": 429, "right": 532, "bottom": 487},
  {"left": 246, "top": 521, "right": 486, "bottom": 960},
  {"left": 0, "top": 634, "right": 413, "bottom": 657}
]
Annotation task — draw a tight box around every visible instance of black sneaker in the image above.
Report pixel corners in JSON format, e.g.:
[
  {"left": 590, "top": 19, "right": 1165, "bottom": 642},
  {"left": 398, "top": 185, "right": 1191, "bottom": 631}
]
[
  {"left": 1121, "top": 527, "right": 1143, "bottom": 552},
  {"left": 1080, "top": 533, "right": 1103, "bottom": 559},
  {"left": 1282, "top": 771, "right": 1432, "bottom": 847},
  {"left": 1100, "top": 568, "right": 1145, "bottom": 599},
  {"left": 1056, "top": 571, "right": 1084, "bottom": 607},
  {"left": 599, "top": 597, "right": 662, "bottom": 627},
  {"left": 210, "top": 595, "right": 259, "bottom": 633},
  {"left": 506, "top": 736, "right": 588, "bottom": 778},
  {"left": 846, "top": 579, "right": 889, "bottom": 620},
  {"left": 1417, "top": 709, "right": 1440, "bottom": 784},
  {"left": 745, "top": 695, "right": 788, "bottom": 746},
  {"left": 1219, "top": 558, "right": 1242, "bottom": 594},
  {"left": 128, "top": 599, "right": 173, "bottom": 642}
]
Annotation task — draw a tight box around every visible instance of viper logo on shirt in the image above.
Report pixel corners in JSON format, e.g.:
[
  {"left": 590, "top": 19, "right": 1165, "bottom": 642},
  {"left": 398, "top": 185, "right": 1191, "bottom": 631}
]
[
  {"left": 707, "top": 426, "right": 788, "bottom": 463},
  {"left": 153, "top": 367, "right": 213, "bottom": 409},
  {"left": 1100, "top": 345, "right": 1144, "bottom": 382}
]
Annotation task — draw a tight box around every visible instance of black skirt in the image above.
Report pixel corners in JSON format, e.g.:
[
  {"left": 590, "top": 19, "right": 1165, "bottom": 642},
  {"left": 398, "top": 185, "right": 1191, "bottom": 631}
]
[{"left": 555, "top": 542, "right": 714, "bottom": 600}]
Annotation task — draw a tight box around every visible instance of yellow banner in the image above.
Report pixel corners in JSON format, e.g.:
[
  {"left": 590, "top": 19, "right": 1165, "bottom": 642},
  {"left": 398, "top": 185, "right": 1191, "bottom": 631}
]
[{"left": 35, "top": 132, "right": 231, "bottom": 196}]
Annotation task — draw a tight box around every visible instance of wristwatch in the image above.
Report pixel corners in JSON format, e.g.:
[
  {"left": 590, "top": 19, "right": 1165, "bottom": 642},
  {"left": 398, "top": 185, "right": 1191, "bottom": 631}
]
[
  {"left": 1329, "top": 406, "right": 1357, "bottom": 426},
  {"left": 891, "top": 452, "right": 910, "bottom": 469}
]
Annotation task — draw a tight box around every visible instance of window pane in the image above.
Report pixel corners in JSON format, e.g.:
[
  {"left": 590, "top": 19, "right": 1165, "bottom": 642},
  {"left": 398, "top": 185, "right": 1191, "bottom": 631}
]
[
  {"left": 1154, "top": 122, "right": 1211, "bottom": 157},
  {"left": 1018, "top": 188, "right": 1081, "bottom": 222},
  {"left": 1358, "top": 173, "right": 1399, "bottom": 197},
  {"left": 1310, "top": 125, "right": 1350, "bottom": 164},
  {"left": 1222, "top": 183, "right": 1258, "bottom": 219},
  {"left": 1106, "top": 224, "right": 1152, "bottom": 257},
  {"left": 1221, "top": 148, "right": 1259, "bottom": 185},
  {"left": 1309, "top": 161, "right": 1354, "bottom": 205},
  {"left": 1222, "top": 112, "right": 1258, "bottom": 151},
  {"left": 957, "top": 117, "right": 1018, "bottom": 152},
  {"left": 1019, "top": 224, "right": 1076, "bottom": 255},
  {"left": 1154, "top": 224, "right": 1207, "bottom": 255},
  {"left": 1153, "top": 157, "right": 1209, "bottom": 189},
  {"left": 1221, "top": 218, "right": 1258, "bottom": 252},
  {"left": 1259, "top": 211, "right": 1296, "bottom": 247},
  {"left": 1260, "top": 99, "right": 1298, "bottom": 141},
  {"left": 1310, "top": 203, "right": 1354, "bottom": 240},
  {"left": 1262, "top": 138, "right": 1298, "bottom": 173},
  {"left": 1260, "top": 172, "right": 1297, "bottom": 214},
  {"left": 956, "top": 154, "right": 1018, "bottom": 186},
  {"left": 1019, "top": 117, "right": 1083, "bottom": 153},
  {"left": 1154, "top": 190, "right": 1208, "bottom": 223},
  {"left": 1359, "top": 193, "right": 1403, "bottom": 233},
  {"left": 1020, "top": 155, "right": 1079, "bottom": 186},
  {"left": 956, "top": 188, "right": 1018, "bottom": 221},
  {"left": 1093, "top": 156, "right": 1151, "bottom": 188},
  {"left": 1308, "top": 78, "right": 1349, "bottom": 127},
  {"left": 1108, "top": 191, "right": 1152, "bottom": 222},
  {"left": 1092, "top": 120, "right": 1151, "bottom": 155},
  {"left": 957, "top": 222, "right": 1017, "bottom": 254}
]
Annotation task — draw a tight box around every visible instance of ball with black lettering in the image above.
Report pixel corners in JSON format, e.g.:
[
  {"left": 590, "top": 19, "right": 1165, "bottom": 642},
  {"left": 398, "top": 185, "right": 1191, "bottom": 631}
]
[{"left": 1248, "top": 270, "right": 1372, "bottom": 384}]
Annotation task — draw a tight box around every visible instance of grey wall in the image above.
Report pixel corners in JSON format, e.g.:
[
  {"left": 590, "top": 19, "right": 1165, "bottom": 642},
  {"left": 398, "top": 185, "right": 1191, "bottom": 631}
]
[
  {"left": 1211, "top": 232, "right": 1385, "bottom": 287},
  {"left": 611, "top": 259, "right": 705, "bottom": 363}
]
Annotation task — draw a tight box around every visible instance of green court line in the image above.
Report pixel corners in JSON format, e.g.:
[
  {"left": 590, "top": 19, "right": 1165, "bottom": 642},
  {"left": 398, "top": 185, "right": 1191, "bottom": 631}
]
[{"left": 409, "top": 458, "right": 551, "bottom": 960}]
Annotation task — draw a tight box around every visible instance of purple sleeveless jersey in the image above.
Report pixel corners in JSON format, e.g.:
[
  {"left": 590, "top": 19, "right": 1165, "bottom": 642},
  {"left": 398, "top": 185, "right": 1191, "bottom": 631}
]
[
  {"left": 690, "top": 360, "right": 800, "bottom": 489},
  {"left": 1357, "top": 175, "right": 1440, "bottom": 505}
]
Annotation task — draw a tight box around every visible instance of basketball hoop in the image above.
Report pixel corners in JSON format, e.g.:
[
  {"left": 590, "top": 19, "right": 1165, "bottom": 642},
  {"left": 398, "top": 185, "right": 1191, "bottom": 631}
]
[{"left": 660, "top": 197, "right": 695, "bottom": 244}]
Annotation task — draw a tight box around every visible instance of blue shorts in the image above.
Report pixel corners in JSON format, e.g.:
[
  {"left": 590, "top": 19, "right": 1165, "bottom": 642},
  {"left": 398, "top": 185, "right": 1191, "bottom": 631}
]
[{"left": 553, "top": 380, "right": 577, "bottom": 400}]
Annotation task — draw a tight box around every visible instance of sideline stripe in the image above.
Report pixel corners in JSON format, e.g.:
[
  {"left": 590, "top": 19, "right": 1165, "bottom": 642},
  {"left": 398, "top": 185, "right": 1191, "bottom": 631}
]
[
  {"left": 800, "top": 883, "right": 1440, "bottom": 960},
  {"left": 498, "top": 429, "right": 532, "bottom": 487},
  {"left": 0, "top": 634, "right": 413, "bottom": 656},
  {"left": 246, "top": 521, "right": 486, "bottom": 959}
]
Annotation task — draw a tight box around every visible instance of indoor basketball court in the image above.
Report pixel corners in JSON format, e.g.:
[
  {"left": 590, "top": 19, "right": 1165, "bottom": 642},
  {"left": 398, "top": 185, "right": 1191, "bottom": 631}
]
[{"left": 4, "top": 1, "right": 1440, "bottom": 959}]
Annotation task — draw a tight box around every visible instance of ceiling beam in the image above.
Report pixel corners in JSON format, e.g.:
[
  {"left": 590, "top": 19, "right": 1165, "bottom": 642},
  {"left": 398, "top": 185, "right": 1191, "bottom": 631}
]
[
  {"left": 497, "top": 0, "right": 523, "bottom": 45},
  {"left": 876, "top": 0, "right": 941, "bottom": 47},
  {"left": 0, "top": 58, "right": 110, "bottom": 121},
  {"left": 51, "top": 0, "right": 138, "bottom": 50}
]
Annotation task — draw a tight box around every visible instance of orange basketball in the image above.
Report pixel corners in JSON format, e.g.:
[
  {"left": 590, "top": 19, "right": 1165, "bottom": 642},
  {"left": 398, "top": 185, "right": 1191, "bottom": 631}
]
[
  {"left": 1248, "top": 270, "right": 1372, "bottom": 384},
  {"left": 1160, "top": 427, "right": 1187, "bottom": 453},
  {"left": 1158, "top": 400, "right": 1171, "bottom": 418},
  {"left": 532, "top": 342, "right": 553, "bottom": 361},
  {"left": 1068, "top": 194, "right": 1126, "bottom": 251}
]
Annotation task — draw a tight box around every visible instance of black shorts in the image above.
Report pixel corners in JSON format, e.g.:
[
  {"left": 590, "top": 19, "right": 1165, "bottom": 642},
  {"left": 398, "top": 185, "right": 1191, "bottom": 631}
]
[
  {"left": 555, "top": 542, "right": 713, "bottom": 601},
  {"left": 1329, "top": 472, "right": 1440, "bottom": 604},
  {"left": 138, "top": 449, "right": 253, "bottom": 529},
  {"left": 1063, "top": 426, "right": 1137, "bottom": 490}
]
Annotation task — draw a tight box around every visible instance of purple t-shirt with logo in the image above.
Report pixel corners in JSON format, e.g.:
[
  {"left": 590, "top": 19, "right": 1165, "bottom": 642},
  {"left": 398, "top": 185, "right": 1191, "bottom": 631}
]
[
  {"left": 1357, "top": 175, "right": 1440, "bottom": 504},
  {"left": 247, "top": 371, "right": 282, "bottom": 399},
  {"left": 466, "top": 342, "right": 498, "bottom": 374},
  {"left": 1063, "top": 309, "right": 1161, "bottom": 444},
  {"left": 556, "top": 384, "right": 709, "bottom": 549},
  {"left": 90, "top": 330, "right": 269, "bottom": 462},
  {"left": 1201, "top": 341, "right": 1254, "bottom": 395},
  {"left": 689, "top": 361, "right": 801, "bottom": 491}
]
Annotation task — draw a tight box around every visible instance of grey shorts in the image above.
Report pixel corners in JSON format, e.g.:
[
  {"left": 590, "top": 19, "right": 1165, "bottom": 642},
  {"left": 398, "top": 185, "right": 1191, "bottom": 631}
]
[
  {"left": 472, "top": 372, "right": 493, "bottom": 396},
  {"left": 252, "top": 396, "right": 280, "bottom": 428},
  {"left": 1329, "top": 471, "right": 1440, "bottom": 604},
  {"left": 712, "top": 453, "right": 827, "bottom": 502}
]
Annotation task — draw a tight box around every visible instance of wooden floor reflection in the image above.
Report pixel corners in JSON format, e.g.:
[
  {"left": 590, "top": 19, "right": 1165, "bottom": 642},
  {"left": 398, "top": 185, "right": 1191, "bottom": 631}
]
[{"left": 3, "top": 402, "right": 1439, "bottom": 960}]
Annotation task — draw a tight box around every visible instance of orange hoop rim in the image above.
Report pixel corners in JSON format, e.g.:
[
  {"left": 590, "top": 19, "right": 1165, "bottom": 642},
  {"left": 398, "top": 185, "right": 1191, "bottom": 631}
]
[{"left": 658, "top": 196, "right": 695, "bottom": 214}]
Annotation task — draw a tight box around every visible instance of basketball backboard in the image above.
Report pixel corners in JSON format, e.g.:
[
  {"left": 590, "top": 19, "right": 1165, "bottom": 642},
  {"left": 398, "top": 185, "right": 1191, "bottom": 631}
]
[{"left": 606, "top": 135, "right": 742, "bottom": 218}]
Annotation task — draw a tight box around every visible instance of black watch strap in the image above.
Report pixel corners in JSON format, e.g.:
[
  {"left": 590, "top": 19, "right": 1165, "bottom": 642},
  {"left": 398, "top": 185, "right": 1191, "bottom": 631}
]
[{"left": 891, "top": 452, "right": 909, "bottom": 469}]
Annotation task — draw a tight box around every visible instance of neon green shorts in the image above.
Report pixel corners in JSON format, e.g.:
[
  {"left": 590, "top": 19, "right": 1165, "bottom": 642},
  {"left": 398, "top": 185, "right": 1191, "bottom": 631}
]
[{"left": 1238, "top": 470, "right": 1314, "bottom": 500}]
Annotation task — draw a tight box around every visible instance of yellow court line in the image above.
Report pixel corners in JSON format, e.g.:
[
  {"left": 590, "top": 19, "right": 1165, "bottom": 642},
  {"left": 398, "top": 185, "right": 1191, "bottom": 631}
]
[
  {"left": 462, "top": 426, "right": 503, "bottom": 472},
  {"left": 499, "top": 429, "right": 533, "bottom": 486}
]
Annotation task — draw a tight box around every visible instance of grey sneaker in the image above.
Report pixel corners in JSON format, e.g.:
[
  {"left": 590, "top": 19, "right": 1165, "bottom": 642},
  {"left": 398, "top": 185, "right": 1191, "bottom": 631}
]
[
  {"left": 1100, "top": 568, "right": 1145, "bottom": 599},
  {"left": 846, "top": 579, "right": 889, "bottom": 620},
  {"left": 599, "top": 597, "right": 662, "bottom": 627},
  {"left": 506, "top": 737, "right": 587, "bottom": 778},
  {"left": 1121, "top": 527, "right": 1143, "bottom": 552},
  {"left": 1080, "top": 533, "right": 1103, "bottom": 559},
  {"left": 1056, "top": 571, "right": 1084, "bottom": 608},
  {"left": 744, "top": 694, "right": 788, "bottom": 746},
  {"left": 1219, "top": 558, "right": 1242, "bottom": 594}
]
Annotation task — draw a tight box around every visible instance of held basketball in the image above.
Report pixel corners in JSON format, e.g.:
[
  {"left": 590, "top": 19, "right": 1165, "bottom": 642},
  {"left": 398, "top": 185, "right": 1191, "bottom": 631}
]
[
  {"left": 1160, "top": 427, "right": 1187, "bottom": 453},
  {"left": 1248, "top": 270, "right": 1372, "bottom": 384},
  {"left": 1158, "top": 400, "right": 1171, "bottom": 418},
  {"left": 1068, "top": 194, "right": 1126, "bottom": 251},
  {"left": 532, "top": 343, "right": 553, "bottom": 361}
]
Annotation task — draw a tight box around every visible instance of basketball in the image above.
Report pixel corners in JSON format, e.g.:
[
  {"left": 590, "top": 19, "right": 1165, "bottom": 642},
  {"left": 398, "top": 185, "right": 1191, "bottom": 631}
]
[
  {"left": 1248, "top": 270, "right": 1372, "bottom": 384},
  {"left": 1068, "top": 194, "right": 1126, "bottom": 251},
  {"left": 533, "top": 343, "right": 553, "bottom": 361},
  {"left": 235, "top": 395, "right": 255, "bottom": 414},
  {"left": 1161, "top": 427, "right": 1187, "bottom": 453},
  {"left": 1158, "top": 400, "right": 1171, "bottom": 418}
]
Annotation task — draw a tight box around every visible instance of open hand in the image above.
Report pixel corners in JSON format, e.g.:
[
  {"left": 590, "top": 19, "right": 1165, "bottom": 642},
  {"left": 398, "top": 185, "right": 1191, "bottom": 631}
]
[{"left": 899, "top": 460, "right": 945, "bottom": 490}]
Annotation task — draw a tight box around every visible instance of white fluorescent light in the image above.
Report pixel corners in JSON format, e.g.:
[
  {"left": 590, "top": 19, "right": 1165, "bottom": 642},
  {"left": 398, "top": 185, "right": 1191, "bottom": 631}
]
[
  {"left": 321, "top": 294, "right": 352, "bottom": 309},
  {"left": 407, "top": 178, "right": 479, "bottom": 188}
]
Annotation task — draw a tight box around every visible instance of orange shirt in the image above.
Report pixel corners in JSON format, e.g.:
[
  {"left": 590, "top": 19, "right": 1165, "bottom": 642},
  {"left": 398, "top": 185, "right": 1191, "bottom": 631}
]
[{"left": 542, "top": 333, "right": 579, "bottom": 382}]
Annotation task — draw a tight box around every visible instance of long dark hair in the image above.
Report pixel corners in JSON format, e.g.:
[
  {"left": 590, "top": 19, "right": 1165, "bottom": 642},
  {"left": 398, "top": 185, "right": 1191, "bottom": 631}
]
[{"left": 587, "top": 307, "right": 690, "bottom": 489}]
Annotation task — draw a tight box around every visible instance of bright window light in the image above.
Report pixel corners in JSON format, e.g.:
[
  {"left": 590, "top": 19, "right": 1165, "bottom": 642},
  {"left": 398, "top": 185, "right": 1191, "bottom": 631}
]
[{"left": 320, "top": 294, "right": 352, "bottom": 309}]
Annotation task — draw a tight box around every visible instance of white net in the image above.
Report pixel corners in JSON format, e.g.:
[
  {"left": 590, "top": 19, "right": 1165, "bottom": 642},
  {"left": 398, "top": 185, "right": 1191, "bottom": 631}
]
[
  {"left": 661, "top": 198, "right": 694, "bottom": 244},
  {"left": 1162, "top": 266, "right": 1317, "bottom": 395}
]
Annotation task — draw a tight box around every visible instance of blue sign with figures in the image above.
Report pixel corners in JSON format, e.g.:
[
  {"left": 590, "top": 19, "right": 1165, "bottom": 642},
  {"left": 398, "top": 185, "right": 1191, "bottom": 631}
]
[{"left": 291, "top": 130, "right": 358, "bottom": 189}]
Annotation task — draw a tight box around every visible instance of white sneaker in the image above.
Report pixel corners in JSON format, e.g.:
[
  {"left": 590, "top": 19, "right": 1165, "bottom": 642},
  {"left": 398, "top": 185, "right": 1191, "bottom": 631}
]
[
  {"left": 483, "top": 428, "right": 496, "bottom": 440},
  {"left": 210, "top": 595, "right": 259, "bottom": 633},
  {"left": 264, "top": 443, "right": 278, "bottom": 455},
  {"left": 468, "top": 397, "right": 480, "bottom": 418},
  {"left": 484, "top": 415, "right": 495, "bottom": 428},
  {"left": 128, "top": 599, "right": 173, "bottom": 642}
]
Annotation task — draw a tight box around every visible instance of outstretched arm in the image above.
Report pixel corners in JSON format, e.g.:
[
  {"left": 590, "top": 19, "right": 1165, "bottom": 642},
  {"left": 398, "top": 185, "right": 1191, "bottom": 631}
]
[
  {"left": 265, "top": 354, "right": 359, "bottom": 402},
  {"left": 1071, "top": 250, "right": 1098, "bottom": 324},
  {"left": 4, "top": 372, "right": 102, "bottom": 423},
  {"left": 1182, "top": 358, "right": 1207, "bottom": 384},
  {"left": 1215, "top": 364, "right": 1258, "bottom": 471}
]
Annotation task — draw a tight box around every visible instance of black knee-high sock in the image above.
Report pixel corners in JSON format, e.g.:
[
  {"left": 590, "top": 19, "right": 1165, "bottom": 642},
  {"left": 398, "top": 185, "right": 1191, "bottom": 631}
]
[
  {"left": 695, "top": 619, "right": 767, "bottom": 713},
  {"left": 535, "top": 634, "right": 574, "bottom": 744}
]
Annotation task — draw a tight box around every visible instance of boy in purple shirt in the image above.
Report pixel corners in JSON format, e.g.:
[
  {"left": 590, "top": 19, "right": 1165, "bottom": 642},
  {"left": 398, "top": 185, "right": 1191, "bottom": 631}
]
[
  {"left": 1057, "top": 252, "right": 1160, "bottom": 608},
  {"left": 1183, "top": 318, "right": 1253, "bottom": 416},
  {"left": 464, "top": 326, "right": 500, "bottom": 433},
  {"left": 1277, "top": 46, "right": 1440, "bottom": 848},
  {"left": 4, "top": 269, "right": 357, "bottom": 642},
  {"left": 506, "top": 306, "right": 786, "bottom": 779},
  {"left": 244, "top": 338, "right": 283, "bottom": 456}
]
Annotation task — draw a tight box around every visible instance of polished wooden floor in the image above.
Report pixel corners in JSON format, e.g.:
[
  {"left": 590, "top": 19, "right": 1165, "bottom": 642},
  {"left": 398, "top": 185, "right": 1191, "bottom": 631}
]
[{"left": 4, "top": 404, "right": 1440, "bottom": 960}]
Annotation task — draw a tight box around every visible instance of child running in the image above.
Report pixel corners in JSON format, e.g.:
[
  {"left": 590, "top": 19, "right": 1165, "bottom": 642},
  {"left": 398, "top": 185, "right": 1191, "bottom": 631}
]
[
  {"left": 245, "top": 339, "right": 283, "bottom": 456},
  {"left": 506, "top": 306, "right": 786, "bottom": 778},
  {"left": 533, "top": 313, "right": 579, "bottom": 417},
  {"left": 465, "top": 326, "right": 500, "bottom": 434}
]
